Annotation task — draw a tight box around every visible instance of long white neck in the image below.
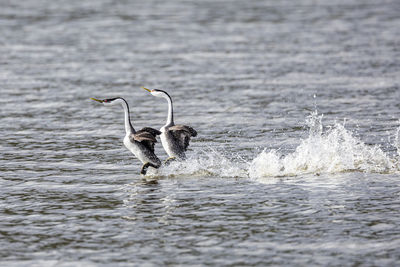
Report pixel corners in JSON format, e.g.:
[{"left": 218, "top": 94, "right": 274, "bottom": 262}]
[
  {"left": 117, "top": 98, "right": 135, "bottom": 134},
  {"left": 163, "top": 93, "right": 174, "bottom": 126}
]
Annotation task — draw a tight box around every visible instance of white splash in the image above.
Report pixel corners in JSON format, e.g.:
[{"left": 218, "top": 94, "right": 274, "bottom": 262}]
[
  {"left": 145, "top": 112, "right": 399, "bottom": 179},
  {"left": 146, "top": 147, "right": 248, "bottom": 178},
  {"left": 395, "top": 123, "right": 400, "bottom": 158},
  {"left": 249, "top": 111, "right": 396, "bottom": 178}
]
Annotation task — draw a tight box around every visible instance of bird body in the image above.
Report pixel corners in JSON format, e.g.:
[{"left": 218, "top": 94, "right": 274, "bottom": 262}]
[
  {"left": 91, "top": 97, "right": 161, "bottom": 174},
  {"left": 125, "top": 127, "right": 161, "bottom": 167},
  {"left": 123, "top": 132, "right": 161, "bottom": 167},
  {"left": 160, "top": 125, "right": 182, "bottom": 159},
  {"left": 160, "top": 124, "right": 197, "bottom": 159},
  {"left": 142, "top": 88, "right": 197, "bottom": 161}
]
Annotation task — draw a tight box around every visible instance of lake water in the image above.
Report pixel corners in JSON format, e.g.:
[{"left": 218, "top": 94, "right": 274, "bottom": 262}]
[{"left": 1, "top": 0, "right": 400, "bottom": 266}]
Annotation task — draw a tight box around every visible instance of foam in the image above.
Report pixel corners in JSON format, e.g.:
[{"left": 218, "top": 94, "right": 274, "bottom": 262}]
[
  {"left": 146, "top": 147, "right": 248, "bottom": 178},
  {"left": 249, "top": 111, "right": 397, "bottom": 179},
  {"left": 146, "top": 111, "right": 399, "bottom": 179}
]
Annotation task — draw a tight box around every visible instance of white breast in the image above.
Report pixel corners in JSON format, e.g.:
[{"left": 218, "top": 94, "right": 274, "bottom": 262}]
[
  {"left": 123, "top": 135, "right": 147, "bottom": 163},
  {"left": 160, "top": 131, "right": 174, "bottom": 157}
]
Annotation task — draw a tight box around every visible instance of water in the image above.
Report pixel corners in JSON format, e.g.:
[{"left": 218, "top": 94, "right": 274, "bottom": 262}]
[{"left": 1, "top": 0, "right": 400, "bottom": 265}]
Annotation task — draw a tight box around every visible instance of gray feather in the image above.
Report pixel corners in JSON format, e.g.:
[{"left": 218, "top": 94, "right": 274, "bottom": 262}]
[
  {"left": 169, "top": 125, "right": 197, "bottom": 137},
  {"left": 129, "top": 127, "right": 160, "bottom": 153},
  {"left": 168, "top": 124, "right": 197, "bottom": 151}
]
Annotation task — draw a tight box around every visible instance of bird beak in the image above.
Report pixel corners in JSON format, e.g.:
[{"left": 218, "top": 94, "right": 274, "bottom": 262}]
[
  {"left": 141, "top": 86, "right": 152, "bottom": 93},
  {"left": 90, "top": 98, "right": 104, "bottom": 103}
]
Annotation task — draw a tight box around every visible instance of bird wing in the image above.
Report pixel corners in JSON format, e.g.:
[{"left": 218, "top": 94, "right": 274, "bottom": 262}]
[
  {"left": 168, "top": 124, "right": 197, "bottom": 151},
  {"left": 129, "top": 127, "right": 160, "bottom": 153},
  {"left": 169, "top": 125, "right": 197, "bottom": 137},
  {"left": 139, "top": 127, "right": 161, "bottom": 136}
]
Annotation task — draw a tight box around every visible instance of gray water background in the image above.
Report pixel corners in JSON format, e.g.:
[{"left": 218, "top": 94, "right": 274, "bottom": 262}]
[{"left": 1, "top": 0, "right": 400, "bottom": 265}]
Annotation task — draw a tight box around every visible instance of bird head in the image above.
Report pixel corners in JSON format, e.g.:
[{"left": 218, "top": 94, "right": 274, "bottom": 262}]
[
  {"left": 142, "top": 87, "right": 171, "bottom": 99},
  {"left": 90, "top": 97, "right": 121, "bottom": 106}
]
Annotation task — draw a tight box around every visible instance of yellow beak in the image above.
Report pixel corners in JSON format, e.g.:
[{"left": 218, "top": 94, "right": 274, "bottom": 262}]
[
  {"left": 141, "top": 86, "right": 152, "bottom": 92},
  {"left": 90, "top": 98, "right": 104, "bottom": 103}
]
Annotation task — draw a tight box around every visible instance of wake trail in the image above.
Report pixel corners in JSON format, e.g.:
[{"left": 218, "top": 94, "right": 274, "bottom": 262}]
[{"left": 147, "top": 111, "right": 400, "bottom": 179}]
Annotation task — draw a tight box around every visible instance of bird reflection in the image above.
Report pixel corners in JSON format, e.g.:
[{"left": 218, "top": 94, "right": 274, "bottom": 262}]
[{"left": 122, "top": 178, "right": 176, "bottom": 225}]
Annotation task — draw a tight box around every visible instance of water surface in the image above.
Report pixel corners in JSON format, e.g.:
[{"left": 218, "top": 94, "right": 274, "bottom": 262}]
[{"left": 1, "top": 0, "right": 400, "bottom": 265}]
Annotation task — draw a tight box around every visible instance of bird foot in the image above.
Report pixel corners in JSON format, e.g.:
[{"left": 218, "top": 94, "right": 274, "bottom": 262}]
[
  {"left": 163, "top": 157, "right": 176, "bottom": 166},
  {"left": 140, "top": 162, "right": 159, "bottom": 175}
]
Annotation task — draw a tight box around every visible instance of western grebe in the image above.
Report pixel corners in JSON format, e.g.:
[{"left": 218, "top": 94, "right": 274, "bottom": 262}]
[
  {"left": 142, "top": 88, "right": 197, "bottom": 163},
  {"left": 91, "top": 97, "right": 161, "bottom": 175}
]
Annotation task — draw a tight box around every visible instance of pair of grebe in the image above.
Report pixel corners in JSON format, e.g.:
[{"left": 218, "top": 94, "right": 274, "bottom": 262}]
[{"left": 91, "top": 88, "right": 197, "bottom": 175}]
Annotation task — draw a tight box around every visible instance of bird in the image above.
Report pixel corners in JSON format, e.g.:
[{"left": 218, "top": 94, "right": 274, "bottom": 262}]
[
  {"left": 90, "top": 97, "right": 161, "bottom": 175},
  {"left": 141, "top": 87, "right": 197, "bottom": 164}
]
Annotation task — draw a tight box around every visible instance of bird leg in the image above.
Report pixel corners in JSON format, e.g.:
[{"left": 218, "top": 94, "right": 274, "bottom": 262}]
[
  {"left": 140, "top": 162, "right": 159, "bottom": 175},
  {"left": 163, "top": 157, "right": 176, "bottom": 166}
]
